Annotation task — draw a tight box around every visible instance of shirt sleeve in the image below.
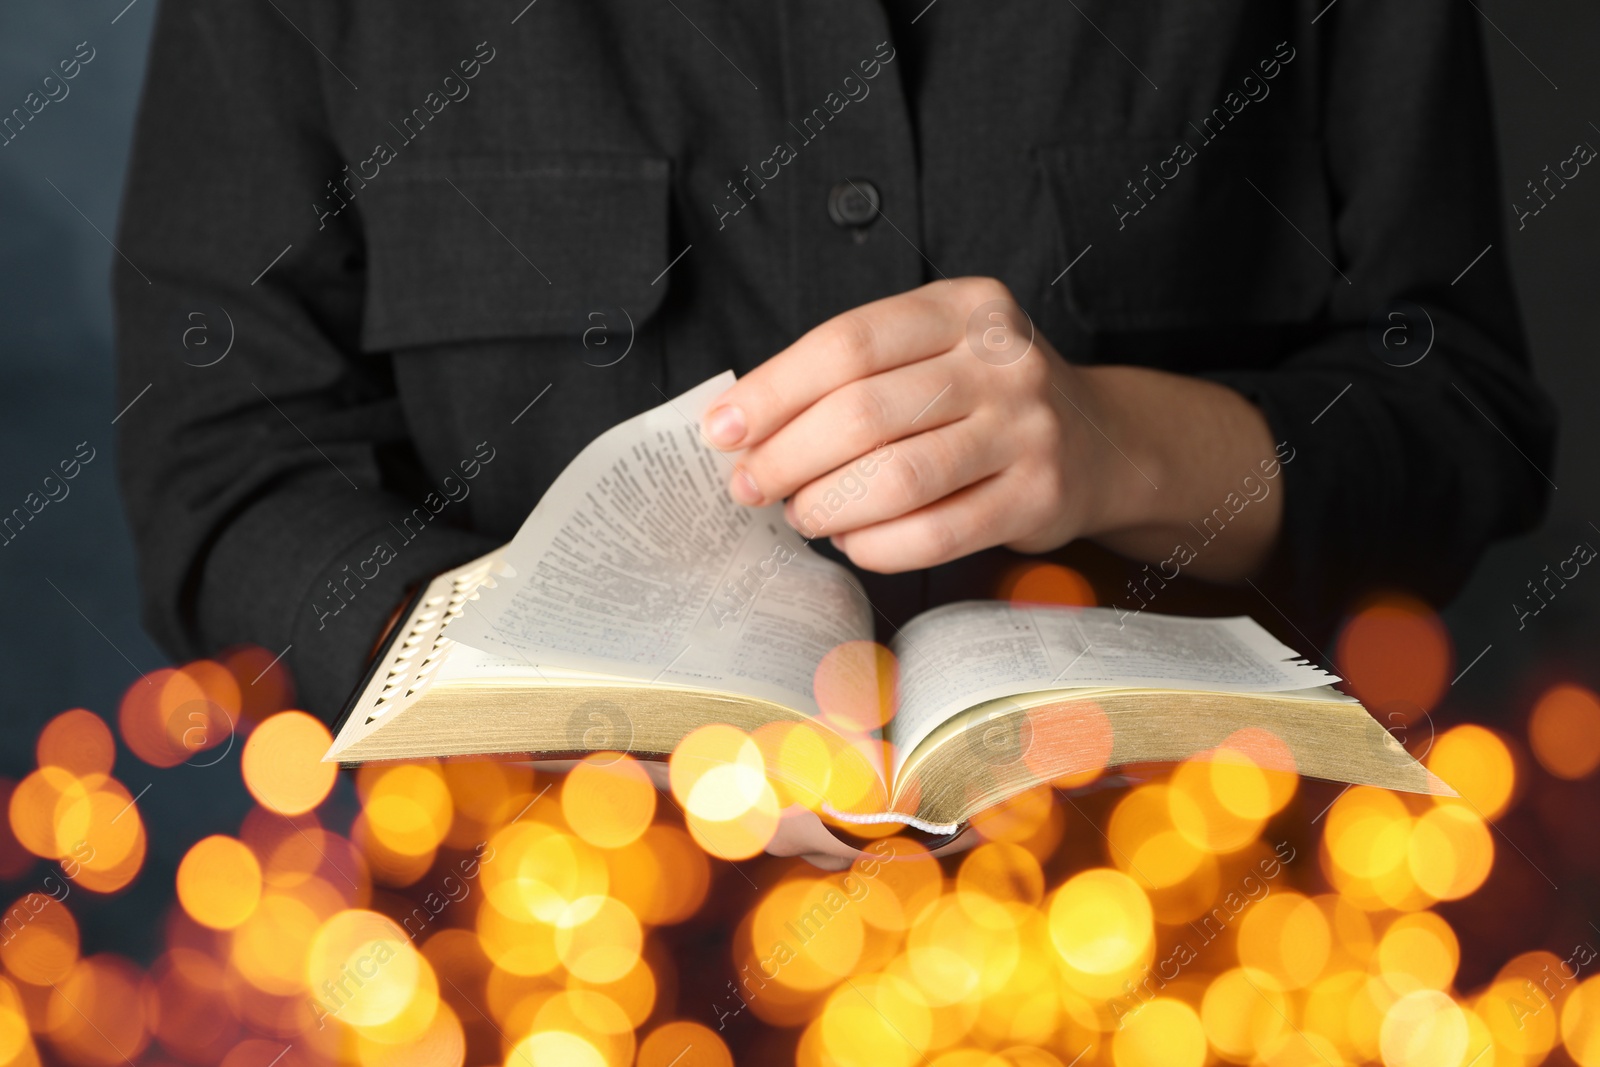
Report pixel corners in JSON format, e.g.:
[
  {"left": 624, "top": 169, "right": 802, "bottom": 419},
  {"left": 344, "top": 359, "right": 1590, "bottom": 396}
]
[
  {"left": 1203, "top": 0, "right": 1557, "bottom": 629},
  {"left": 113, "top": 0, "right": 497, "bottom": 719}
]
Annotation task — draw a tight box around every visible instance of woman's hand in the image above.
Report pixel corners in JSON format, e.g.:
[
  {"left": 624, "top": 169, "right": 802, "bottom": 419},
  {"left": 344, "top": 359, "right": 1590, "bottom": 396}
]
[
  {"left": 762, "top": 808, "right": 979, "bottom": 869},
  {"left": 703, "top": 277, "right": 1285, "bottom": 582},
  {"left": 620, "top": 760, "right": 977, "bottom": 869}
]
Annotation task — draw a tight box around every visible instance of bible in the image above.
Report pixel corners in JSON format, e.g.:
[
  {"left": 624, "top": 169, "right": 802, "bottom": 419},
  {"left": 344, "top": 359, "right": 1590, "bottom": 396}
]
[{"left": 325, "top": 373, "right": 1450, "bottom": 836}]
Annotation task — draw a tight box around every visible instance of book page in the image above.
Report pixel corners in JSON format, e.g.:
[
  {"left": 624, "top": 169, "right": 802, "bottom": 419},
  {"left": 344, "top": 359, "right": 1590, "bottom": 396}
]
[
  {"left": 445, "top": 373, "right": 871, "bottom": 717},
  {"left": 886, "top": 601, "right": 1338, "bottom": 778},
  {"left": 435, "top": 643, "right": 630, "bottom": 685}
]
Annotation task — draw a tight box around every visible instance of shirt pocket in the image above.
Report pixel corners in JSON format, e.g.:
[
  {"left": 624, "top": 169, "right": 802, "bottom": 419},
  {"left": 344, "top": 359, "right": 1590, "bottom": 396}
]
[
  {"left": 1037, "top": 137, "right": 1336, "bottom": 334},
  {"left": 357, "top": 153, "right": 672, "bottom": 352}
]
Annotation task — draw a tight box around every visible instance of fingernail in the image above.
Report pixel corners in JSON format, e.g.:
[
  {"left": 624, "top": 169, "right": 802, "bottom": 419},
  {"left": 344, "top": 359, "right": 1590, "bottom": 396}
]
[
  {"left": 731, "top": 467, "right": 762, "bottom": 505},
  {"left": 704, "top": 405, "right": 747, "bottom": 448}
]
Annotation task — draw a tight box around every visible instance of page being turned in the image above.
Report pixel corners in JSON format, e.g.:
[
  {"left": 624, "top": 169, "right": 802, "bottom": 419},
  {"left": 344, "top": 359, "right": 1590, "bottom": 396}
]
[{"left": 445, "top": 372, "right": 871, "bottom": 717}]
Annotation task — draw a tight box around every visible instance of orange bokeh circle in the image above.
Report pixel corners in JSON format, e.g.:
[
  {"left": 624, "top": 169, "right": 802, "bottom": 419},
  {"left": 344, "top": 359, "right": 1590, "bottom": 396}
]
[
  {"left": 240, "top": 712, "right": 338, "bottom": 816},
  {"left": 1529, "top": 684, "right": 1600, "bottom": 780},
  {"left": 1336, "top": 595, "right": 1453, "bottom": 713}
]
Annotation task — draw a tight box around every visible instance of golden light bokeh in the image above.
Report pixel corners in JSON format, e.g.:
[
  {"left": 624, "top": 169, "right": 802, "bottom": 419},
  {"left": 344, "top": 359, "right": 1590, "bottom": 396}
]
[
  {"left": 813, "top": 640, "right": 899, "bottom": 734},
  {"left": 35, "top": 710, "right": 115, "bottom": 778},
  {"left": 118, "top": 667, "right": 196, "bottom": 769},
  {"left": 505, "top": 1030, "right": 608, "bottom": 1067},
  {"left": 1528, "top": 683, "right": 1600, "bottom": 780},
  {"left": 1235, "top": 891, "right": 1330, "bottom": 991},
  {"left": 751, "top": 876, "right": 868, "bottom": 993},
  {"left": 0, "top": 644, "right": 1585, "bottom": 1067},
  {"left": 305, "top": 909, "right": 427, "bottom": 1029},
  {"left": 9, "top": 766, "right": 93, "bottom": 861},
  {"left": 1336, "top": 595, "right": 1453, "bottom": 713},
  {"left": 1047, "top": 869, "right": 1153, "bottom": 976},
  {"left": 0, "top": 893, "right": 78, "bottom": 984},
  {"left": 1214, "top": 728, "right": 1299, "bottom": 815},
  {"left": 562, "top": 754, "right": 657, "bottom": 849},
  {"left": 627, "top": 825, "right": 711, "bottom": 925},
  {"left": 1002, "top": 562, "right": 1097, "bottom": 607},
  {"left": 54, "top": 777, "right": 145, "bottom": 894},
  {"left": 553, "top": 895, "right": 643, "bottom": 983},
  {"left": 1374, "top": 912, "right": 1459, "bottom": 995},
  {"left": 359, "top": 762, "right": 454, "bottom": 857},
  {"left": 1427, "top": 725, "right": 1516, "bottom": 820},
  {"left": 956, "top": 842, "right": 1045, "bottom": 910},
  {"left": 1112, "top": 998, "right": 1206, "bottom": 1067},
  {"left": 533, "top": 988, "right": 637, "bottom": 1065},
  {"left": 230, "top": 889, "right": 325, "bottom": 997},
  {"left": 637, "top": 1020, "right": 734, "bottom": 1066},
  {"left": 905, "top": 891, "right": 1020, "bottom": 1007},
  {"left": 1108, "top": 784, "right": 1208, "bottom": 891},
  {"left": 241, "top": 710, "right": 338, "bottom": 815},
  {"left": 1168, "top": 754, "right": 1270, "bottom": 854},
  {"left": 176, "top": 834, "right": 263, "bottom": 930},
  {"left": 1564, "top": 975, "right": 1600, "bottom": 1067},
  {"left": 1322, "top": 786, "right": 1413, "bottom": 903},
  {"left": 7, "top": 760, "right": 147, "bottom": 895},
  {"left": 817, "top": 972, "right": 932, "bottom": 1067},
  {"left": 754, "top": 721, "right": 834, "bottom": 811},
  {"left": 482, "top": 820, "right": 608, "bottom": 927},
  {"left": 670, "top": 725, "right": 781, "bottom": 859},
  {"left": 44, "top": 953, "right": 150, "bottom": 1066},
  {"left": 118, "top": 663, "right": 237, "bottom": 769},
  {"left": 1379, "top": 988, "right": 1469, "bottom": 1067},
  {"left": 1407, "top": 804, "right": 1493, "bottom": 901},
  {"left": 1201, "top": 967, "right": 1292, "bottom": 1062},
  {"left": 0, "top": 977, "right": 29, "bottom": 1065}
]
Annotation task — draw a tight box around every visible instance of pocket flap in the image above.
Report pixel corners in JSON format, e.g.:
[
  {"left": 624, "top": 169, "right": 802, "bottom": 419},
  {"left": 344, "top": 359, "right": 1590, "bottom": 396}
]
[
  {"left": 358, "top": 154, "right": 671, "bottom": 351},
  {"left": 1039, "top": 138, "right": 1335, "bottom": 332}
]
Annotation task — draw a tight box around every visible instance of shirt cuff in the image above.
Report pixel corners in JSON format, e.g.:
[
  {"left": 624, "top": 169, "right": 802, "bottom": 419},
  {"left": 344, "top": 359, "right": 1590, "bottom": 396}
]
[{"left": 195, "top": 478, "right": 500, "bottom": 722}]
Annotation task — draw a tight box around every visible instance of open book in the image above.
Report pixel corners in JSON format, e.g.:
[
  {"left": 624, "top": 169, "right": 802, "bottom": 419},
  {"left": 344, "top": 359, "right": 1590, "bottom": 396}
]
[{"left": 326, "top": 373, "right": 1450, "bottom": 836}]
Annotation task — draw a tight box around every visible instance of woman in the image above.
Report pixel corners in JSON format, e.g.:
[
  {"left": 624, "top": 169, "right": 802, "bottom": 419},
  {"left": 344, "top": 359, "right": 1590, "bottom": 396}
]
[{"left": 115, "top": 0, "right": 1551, "bottom": 746}]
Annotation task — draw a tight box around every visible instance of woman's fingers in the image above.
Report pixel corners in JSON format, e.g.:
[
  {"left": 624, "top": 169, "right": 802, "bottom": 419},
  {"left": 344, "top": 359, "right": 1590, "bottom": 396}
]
[
  {"left": 764, "top": 807, "right": 870, "bottom": 868},
  {"left": 830, "top": 466, "right": 1053, "bottom": 573},
  {"left": 734, "top": 353, "right": 972, "bottom": 507},
  {"left": 701, "top": 279, "right": 987, "bottom": 452},
  {"left": 783, "top": 416, "right": 1009, "bottom": 539}
]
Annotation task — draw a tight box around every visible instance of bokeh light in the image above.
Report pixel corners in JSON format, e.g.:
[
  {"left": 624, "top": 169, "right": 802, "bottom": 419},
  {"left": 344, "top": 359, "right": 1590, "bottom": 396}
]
[
  {"left": 0, "top": 636, "right": 1590, "bottom": 1067},
  {"left": 1002, "top": 562, "right": 1097, "bottom": 607},
  {"left": 1047, "top": 868, "right": 1153, "bottom": 975},
  {"left": 119, "top": 663, "right": 237, "bottom": 769},
  {"left": 241, "top": 710, "right": 338, "bottom": 815},
  {"left": 1565, "top": 976, "right": 1600, "bottom": 1066},
  {"left": 562, "top": 754, "right": 657, "bottom": 849},
  {"left": 1380, "top": 988, "right": 1469, "bottom": 1067},
  {"left": 1235, "top": 891, "right": 1329, "bottom": 990},
  {"left": 1427, "top": 724, "right": 1515, "bottom": 819},
  {"left": 669, "top": 725, "right": 781, "bottom": 859},
  {"left": 637, "top": 1020, "right": 734, "bottom": 1066},
  {"left": 1337, "top": 595, "right": 1453, "bottom": 713},
  {"left": 177, "top": 835, "right": 263, "bottom": 930},
  {"left": 0, "top": 893, "right": 78, "bottom": 984},
  {"left": 35, "top": 709, "right": 115, "bottom": 778},
  {"left": 814, "top": 641, "right": 898, "bottom": 735},
  {"left": 1528, "top": 683, "right": 1600, "bottom": 779},
  {"left": 1113, "top": 998, "right": 1205, "bottom": 1067}
]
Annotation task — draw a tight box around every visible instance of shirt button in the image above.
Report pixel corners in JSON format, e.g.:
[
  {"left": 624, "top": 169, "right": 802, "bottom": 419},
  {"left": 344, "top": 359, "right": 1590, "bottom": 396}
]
[{"left": 828, "top": 180, "right": 881, "bottom": 228}]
